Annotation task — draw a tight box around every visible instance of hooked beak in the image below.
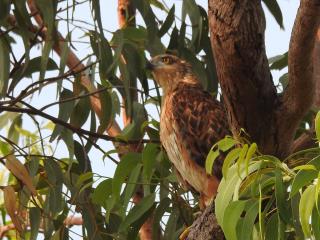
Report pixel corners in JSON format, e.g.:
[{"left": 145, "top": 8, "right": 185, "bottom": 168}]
[{"left": 146, "top": 61, "right": 155, "bottom": 70}]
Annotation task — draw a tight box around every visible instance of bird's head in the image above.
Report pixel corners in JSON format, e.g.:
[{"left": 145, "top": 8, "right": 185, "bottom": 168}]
[{"left": 147, "top": 54, "right": 198, "bottom": 93}]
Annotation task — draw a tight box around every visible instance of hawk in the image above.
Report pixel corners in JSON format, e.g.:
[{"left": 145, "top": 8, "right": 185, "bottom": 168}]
[{"left": 147, "top": 54, "right": 230, "bottom": 207}]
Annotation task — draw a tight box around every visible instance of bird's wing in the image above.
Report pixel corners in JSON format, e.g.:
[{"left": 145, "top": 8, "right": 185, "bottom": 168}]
[{"left": 171, "top": 83, "right": 230, "bottom": 179}]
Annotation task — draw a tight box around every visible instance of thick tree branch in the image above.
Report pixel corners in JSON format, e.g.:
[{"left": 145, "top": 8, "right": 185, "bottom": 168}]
[
  {"left": 278, "top": 0, "right": 320, "bottom": 153},
  {"left": 284, "top": 0, "right": 320, "bottom": 116},
  {"left": 291, "top": 26, "right": 320, "bottom": 153}
]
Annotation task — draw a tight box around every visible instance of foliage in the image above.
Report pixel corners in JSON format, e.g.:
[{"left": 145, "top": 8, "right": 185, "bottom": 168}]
[{"left": 0, "top": 0, "right": 317, "bottom": 239}]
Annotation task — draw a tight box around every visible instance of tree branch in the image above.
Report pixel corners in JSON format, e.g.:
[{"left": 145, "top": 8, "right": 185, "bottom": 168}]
[{"left": 282, "top": 0, "right": 320, "bottom": 122}]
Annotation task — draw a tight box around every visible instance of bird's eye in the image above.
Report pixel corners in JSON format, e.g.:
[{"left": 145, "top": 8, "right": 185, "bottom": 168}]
[{"left": 162, "top": 57, "right": 172, "bottom": 64}]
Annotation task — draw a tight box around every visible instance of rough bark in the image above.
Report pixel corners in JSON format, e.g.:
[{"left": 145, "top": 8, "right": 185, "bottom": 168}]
[
  {"left": 208, "top": 0, "right": 278, "bottom": 154},
  {"left": 186, "top": 203, "right": 224, "bottom": 240}
]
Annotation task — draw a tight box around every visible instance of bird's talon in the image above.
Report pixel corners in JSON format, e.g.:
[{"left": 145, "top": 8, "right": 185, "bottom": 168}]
[{"left": 179, "top": 226, "right": 191, "bottom": 240}]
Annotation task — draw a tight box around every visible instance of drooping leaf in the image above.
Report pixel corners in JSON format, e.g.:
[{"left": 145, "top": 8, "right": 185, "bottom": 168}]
[
  {"left": 164, "top": 207, "right": 180, "bottom": 240},
  {"left": 112, "top": 153, "right": 141, "bottom": 199},
  {"left": 44, "top": 158, "right": 64, "bottom": 215},
  {"left": 50, "top": 88, "right": 75, "bottom": 142},
  {"left": 275, "top": 169, "right": 290, "bottom": 224},
  {"left": 119, "top": 193, "right": 155, "bottom": 232},
  {"left": 123, "top": 163, "right": 142, "bottom": 211},
  {"left": 6, "top": 155, "right": 37, "bottom": 195},
  {"left": 30, "top": 207, "right": 41, "bottom": 240},
  {"left": 92, "top": 179, "right": 113, "bottom": 206},
  {"left": 153, "top": 197, "right": 171, "bottom": 239},
  {"left": 205, "top": 149, "right": 219, "bottom": 175},
  {"left": 158, "top": 5, "right": 175, "bottom": 37},
  {"left": 291, "top": 194, "right": 304, "bottom": 239},
  {"left": 312, "top": 207, "right": 320, "bottom": 239},
  {"left": 238, "top": 200, "right": 259, "bottom": 240},
  {"left": 290, "top": 155, "right": 320, "bottom": 197},
  {"left": 142, "top": 143, "right": 159, "bottom": 181},
  {"left": 269, "top": 52, "right": 288, "bottom": 70},
  {"left": 70, "top": 93, "right": 91, "bottom": 128},
  {"left": 222, "top": 200, "right": 247, "bottom": 240},
  {"left": 35, "top": 0, "right": 56, "bottom": 36},
  {"left": 222, "top": 148, "right": 241, "bottom": 178},
  {"left": 3, "top": 185, "right": 23, "bottom": 233},
  {"left": 8, "top": 114, "right": 22, "bottom": 144},
  {"left": 262, "top": 0, "right": 284, "bottom": 29},
  {"left": 299, "top": 185, "right": 316, "bottom": 238}
]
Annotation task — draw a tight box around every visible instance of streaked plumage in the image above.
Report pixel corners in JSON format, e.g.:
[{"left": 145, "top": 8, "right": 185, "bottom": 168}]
[{"left": 147, "top": 54, "right": 229, "bottom": 207}]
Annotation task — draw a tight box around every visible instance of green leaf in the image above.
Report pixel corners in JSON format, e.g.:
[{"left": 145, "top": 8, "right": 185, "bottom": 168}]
[
  {"left": 291, "top": 194, "right": 304, "bottom": 239},
  {"left": 312, "top": 207, "right": 320, "bottom": 239},
  {"left": 50, "top": 89, "right": 75, "bottom": 142},
  {"left": 238, "top": 200, "right": 259, "bottom": 240},
  {"left": 0, "top": 35, "right": 10, "bottom": 96},
  {"left": 142, "top": 143, "right": 159, "bottom": 185},
  {"left": 92, "top": 179, "right": 112, "bottom": 206},
  {"left": 222, "top": 200, "right": 247, "bottom": 240},
  {"left": 118, "top": 102, "right": 146, "bottom": 141},
  {"left": 216, "top": 163, "right": 262, "bottom": 225},
  {"left": 237, "top": 144, "right": 249, "bottom": 177},
  {"left": 299, "top": 185, "right": 316, "bottom": 238},
  {"left": 119, "top": 193, "right": 155, "bottom": 232},
  {"left": 265, "top": 213, "right": 280, "bottom": 240},
  {"left": 222, "top": 148, "right": 241, "bottom": 178},
  {"left": 35, "top": 0, "right": 56, "bottom": 36},
  {"left": 123, "top": 164, "right": 142, "bottom": 211},
  {"left": 262, "top": 0, "right": 284, "bottom": 29},
  {"left": 205, "top": 149, "right": 219, "bottom": 175},
  {"left": 113, "top": 153, "right": 141, "bottom": 199},
  {"left": 91, "top": 0, "right": 104, "bottom": 39},
  {"left": 216, "top": 166, "right": 242, "bottom": 225},
  {"left": 23, "top": 57, "right": 58, "bottom": 78},
  {"left": 244, "top": 143, "right": 257, "bottom": 175},
  {"left": 218, "top": 137, "right": 236, "bottom": 152},
  {"left": 153, "top": 197, "right": 171, "bottom": 239},
  {"left": 8, "top": 114, "right": 22, "bottom": 143},
  {"left": 182, "top": 0, "right": 202, "bottom": 46},
  {"left": 74, "top": 140, "right": 90, "bottom": 173},
  {"left": 275, "top": 169, "right": 290, "bottom": 224},
  {"left": 30, "top": 207, "right": 41, "bottom": 240},
  {"left": 39, "top": 39, "right": 54, "bottom": 82},
  {"left": 269, "top": 52, "right": 288, "bottom": 70},
  {"left": 164, "top": 207, "right": 180, "bottom": 240},
  {"left": 44, "top": 158, "right": 63, "bottom": 215},
  {"left": 59, "top": 36, "right": 69, "bottom": 77},
  {"left": 158, "top": 5, "right": 175, "bottom": 37},
  {"left": 70, "top": 93, "right": 91, "bottom": 128},
  {"left": 290, "top": 155, "right": 320, "bottom": 197}
]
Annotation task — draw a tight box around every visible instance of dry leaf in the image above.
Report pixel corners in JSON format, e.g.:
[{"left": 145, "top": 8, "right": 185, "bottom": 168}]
[
  {"left": 3, "top": 185, "right": 23, "bottom": 233},
  {"left": 6, "top": 155, "right": 37, "bottom": 195}
]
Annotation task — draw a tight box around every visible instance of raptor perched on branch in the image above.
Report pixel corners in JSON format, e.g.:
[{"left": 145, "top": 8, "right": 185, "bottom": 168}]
[{"left": 147, "top": 54, "right": 230, "bottom": 207}]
